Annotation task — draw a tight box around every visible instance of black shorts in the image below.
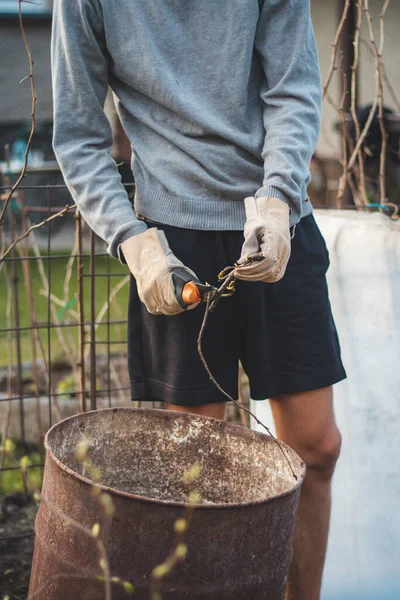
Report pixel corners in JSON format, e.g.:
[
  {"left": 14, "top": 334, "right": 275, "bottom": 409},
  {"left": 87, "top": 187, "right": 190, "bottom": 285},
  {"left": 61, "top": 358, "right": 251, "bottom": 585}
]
[{"left": 127, "top": 214, "right": 346, "bottom": 406}]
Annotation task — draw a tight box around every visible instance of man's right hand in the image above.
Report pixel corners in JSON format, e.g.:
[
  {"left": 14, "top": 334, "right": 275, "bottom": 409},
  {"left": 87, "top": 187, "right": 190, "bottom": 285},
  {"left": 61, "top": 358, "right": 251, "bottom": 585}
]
[{"left": 120, "top": 228, "right": 200, "bottom": 315}]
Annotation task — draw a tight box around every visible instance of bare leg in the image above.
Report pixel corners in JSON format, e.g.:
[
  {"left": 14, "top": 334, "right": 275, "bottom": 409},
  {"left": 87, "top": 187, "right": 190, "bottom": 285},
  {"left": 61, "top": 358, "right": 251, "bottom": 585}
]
[
  {"left": 166, "top": 402, "right": 227, "bottom": 420},
  {"left": 269, "top": 386, "right": 341, "bottom": 600}
]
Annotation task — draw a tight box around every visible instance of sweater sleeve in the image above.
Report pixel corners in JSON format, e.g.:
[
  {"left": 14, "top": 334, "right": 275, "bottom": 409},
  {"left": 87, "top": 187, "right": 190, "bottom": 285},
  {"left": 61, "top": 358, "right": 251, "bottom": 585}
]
[
  {"left": 51, "top": 0, "right": 147, "bottom": 259},
  {"left": 254, "top": 0, "right": 322, "bottom": 223}
]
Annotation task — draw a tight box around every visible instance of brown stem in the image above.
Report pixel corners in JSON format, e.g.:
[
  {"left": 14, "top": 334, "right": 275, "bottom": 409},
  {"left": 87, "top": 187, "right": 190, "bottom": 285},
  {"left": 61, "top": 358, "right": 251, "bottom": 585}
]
[
  {"left": 350, "top": 2, "right": 369, "bottom": 206},
  {"left": 337, "top": 73, "right": 349, "bottom": 207},
  {"left": 363, "top": 0, "right": 390, "bottom": 205},
  {"left": 197, "top": 296, "right": 297, "bottom": 480},
  {"left": 322, "top": 0, "right": 351, "bottom": 99},
  {"left": 20, "top": 210, "right": 43, "bottom": 442},
  {"left": 0, "top": 235, "right": 14, "bottom": 484},
  {"left": 360, "top": 37, "right": 400, "bottom": 112},
  {"left": 0, "top": 203, "right": 76, "bottom": 265},
  {"left": 348, "top": 1, "right": 390, "bottom": 177},
  {"left": 0, "top": 0, "right": 37, "bottom": 226},
  {"left": 150, "top": 496, "right": 197, "bottom": 599}
]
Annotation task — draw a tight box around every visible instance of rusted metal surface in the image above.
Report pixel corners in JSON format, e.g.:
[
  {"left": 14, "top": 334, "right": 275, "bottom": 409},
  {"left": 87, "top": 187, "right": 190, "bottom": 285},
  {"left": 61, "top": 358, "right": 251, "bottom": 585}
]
[
  {"left": 90, "top": 229, "right": 97, "bottom": 412},
  {"left": 29, "top": 408, "right": 305, "bottom": 599}
]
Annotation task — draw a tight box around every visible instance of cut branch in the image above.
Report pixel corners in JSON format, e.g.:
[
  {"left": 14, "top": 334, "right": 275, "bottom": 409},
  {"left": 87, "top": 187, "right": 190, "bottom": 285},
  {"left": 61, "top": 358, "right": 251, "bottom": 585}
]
[{"left": 197, "top": 296, "right": 297, "bottom": 481}]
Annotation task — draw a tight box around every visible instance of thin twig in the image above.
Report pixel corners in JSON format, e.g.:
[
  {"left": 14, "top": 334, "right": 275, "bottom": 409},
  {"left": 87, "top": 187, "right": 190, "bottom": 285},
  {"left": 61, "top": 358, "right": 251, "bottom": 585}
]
[
  {"left": 337, "top": 73, "right": 349, "bottom": 207},
  {"left": 237, "top": 367, "right": 250, "bottom": 428},
  {"left": 322, "top": 0, "right": 351, "bottom": 99},
  {"left": 0, "top": 0, "right": 37, "bottom": 226},
  {"left": 0, "top": 203, "right": 76, "bottom": 264},
  {"left": 350, "top": 2, "right": 369, "bottom": 206},
  {"left": 347, "top": 1, "right": 389, "bottom": 175},
  {"left": 347, "top": 172, "right": 361, "bottom": 206},
  {"left": 27, "top": 223, "right": 77, "bottom": 365},
  {"left": 347, "top": 101, "right": 378, "bottom": 171},
  {"left": 84, "top": 275, "right": 130, "bottom": 360},
  {"left": 360, "top": 37, "right": 400, "bottom": 112},
  {"left": 0, "top": 237, "right": 14, "bottom": 485},
  {"left": 378, "top": 0, "right": 390, "bottom": 204},
  {"left": 197, "top": 295, "right": 297, "bottom": 480},
  {"left": 28, "top": 573, "right": 113, "bottom": 600},
  {"left": 362, "top": 0, "right": 390, "bottom": 205},
  {"left": 20, "top": 210, "right": 43, "bottom": 442},
  {"left": 150, "top": 482, "right": 199, "bottom": 599},
  {"left": 63, "top": 237, "right": 79, "bottom": 307},
  {"left": 39, "top": 290, "right": 79, "bottom": 319}
]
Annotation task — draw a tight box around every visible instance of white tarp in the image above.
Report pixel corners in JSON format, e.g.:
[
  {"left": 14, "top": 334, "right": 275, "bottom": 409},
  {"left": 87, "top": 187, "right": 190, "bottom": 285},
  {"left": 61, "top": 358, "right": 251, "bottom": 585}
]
[{"left": 250, "top": 209, "right": 400, "bottom": 600}]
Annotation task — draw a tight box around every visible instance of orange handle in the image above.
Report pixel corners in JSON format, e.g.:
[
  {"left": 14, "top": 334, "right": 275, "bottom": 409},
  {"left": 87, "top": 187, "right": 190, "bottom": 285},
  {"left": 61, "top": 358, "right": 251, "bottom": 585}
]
[{"left": 182, "top": 281, "right": 201, "bottom": 304}]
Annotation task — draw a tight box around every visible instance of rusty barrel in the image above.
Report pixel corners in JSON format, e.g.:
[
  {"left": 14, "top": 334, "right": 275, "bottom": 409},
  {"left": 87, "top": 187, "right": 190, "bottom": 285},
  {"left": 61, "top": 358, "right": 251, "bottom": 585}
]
[{"left": 29, "top": 408, "right": 305, "bottom": 600}]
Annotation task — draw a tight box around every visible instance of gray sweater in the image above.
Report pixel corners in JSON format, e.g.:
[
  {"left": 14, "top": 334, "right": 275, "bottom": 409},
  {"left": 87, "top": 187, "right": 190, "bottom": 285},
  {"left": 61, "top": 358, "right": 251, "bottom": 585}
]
[{"left": 51, "top": 0, "right": 321, "bottom": 260}]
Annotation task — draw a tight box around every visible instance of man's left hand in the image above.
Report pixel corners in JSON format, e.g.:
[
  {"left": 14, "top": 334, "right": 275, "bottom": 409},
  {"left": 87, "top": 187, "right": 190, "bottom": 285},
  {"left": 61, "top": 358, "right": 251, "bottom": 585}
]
[{"left": 235, "top": 196, "right": 291, "bottom": 283}]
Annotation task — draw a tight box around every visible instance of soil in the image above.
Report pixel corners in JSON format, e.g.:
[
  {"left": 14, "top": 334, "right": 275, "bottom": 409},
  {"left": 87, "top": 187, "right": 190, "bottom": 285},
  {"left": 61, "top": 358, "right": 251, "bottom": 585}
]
[{"left": 0, "top": 494, "right": 37, "bottom": 600}]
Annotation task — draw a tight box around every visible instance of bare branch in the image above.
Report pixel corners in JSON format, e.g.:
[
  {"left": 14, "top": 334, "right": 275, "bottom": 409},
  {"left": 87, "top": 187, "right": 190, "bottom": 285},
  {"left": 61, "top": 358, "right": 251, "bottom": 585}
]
[
  {"left": 197, "top": 296, "right": 297, "bottom": 481},
  {"left": 322, "top": 0, "right": 351, "bottom": 99},
  {"left": 0, "top": 0, "right": 37, "bottom": 226},
  {"left": 362, "top": 0, "right": 390, "bottom": 204},
  {"left": 360, "top": 37, "right": 400, "bottom": 111},
  {"left": 336, "top": 73, "right": 349, "bottom": 207},
  {"left": 0, "top": 203, "right": 76, "bottom": 264},
  {"left": 350, "top": 2, "right": 369, "bottom": 206},
  {"left": 0, "top": 237, "right": 14, "bottom": 482}
]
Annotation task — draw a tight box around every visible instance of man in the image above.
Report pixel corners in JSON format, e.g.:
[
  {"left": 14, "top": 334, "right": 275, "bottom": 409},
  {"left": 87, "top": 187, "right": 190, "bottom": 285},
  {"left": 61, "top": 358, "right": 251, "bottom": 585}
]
[{"left": 51, "top": 1, "right": 346, "bottom": 598}]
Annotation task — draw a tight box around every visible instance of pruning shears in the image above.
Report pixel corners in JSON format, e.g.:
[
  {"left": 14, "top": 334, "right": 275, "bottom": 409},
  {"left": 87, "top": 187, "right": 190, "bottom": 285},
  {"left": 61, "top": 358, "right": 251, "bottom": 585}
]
[{"left": 172, "top": 252, "right": 266, "bottom": 312}]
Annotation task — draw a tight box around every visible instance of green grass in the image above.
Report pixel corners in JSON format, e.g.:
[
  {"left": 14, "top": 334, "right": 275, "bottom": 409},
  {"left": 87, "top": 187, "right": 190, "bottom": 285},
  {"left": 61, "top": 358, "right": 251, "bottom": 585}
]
[
  {"left": 0, "top": 251, "right": 130, "bottom": 368},
  {"left": 0, "top": 453, "right": 42, "bottom": 496},
  {"left": 0, "top": 438, "right": 43, "bottom": 496}
]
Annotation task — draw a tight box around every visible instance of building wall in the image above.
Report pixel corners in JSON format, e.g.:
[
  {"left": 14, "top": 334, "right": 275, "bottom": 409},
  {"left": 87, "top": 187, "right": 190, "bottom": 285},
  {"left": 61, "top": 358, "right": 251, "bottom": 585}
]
[{"left": 0, "top": 19, "right": 53, "bottom": 124}]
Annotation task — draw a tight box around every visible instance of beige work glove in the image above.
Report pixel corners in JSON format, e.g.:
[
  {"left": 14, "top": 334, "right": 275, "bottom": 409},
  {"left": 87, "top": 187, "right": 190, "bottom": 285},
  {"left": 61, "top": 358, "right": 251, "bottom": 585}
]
[
  {"left": 120, "top": 228, "right": 200, "bottom": 315},
  {"left": 235, "top": 196, "right": 291, "bottom": 283}
]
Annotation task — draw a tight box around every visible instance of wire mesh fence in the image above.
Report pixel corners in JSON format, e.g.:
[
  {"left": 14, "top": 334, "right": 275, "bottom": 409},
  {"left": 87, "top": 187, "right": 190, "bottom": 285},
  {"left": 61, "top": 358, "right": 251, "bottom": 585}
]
[
  {"left": 0, "top": 182, "right": 251, "bottom": 485},
  {"left": 0, "top": 182, "right": 151, "bottom": 482}
]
